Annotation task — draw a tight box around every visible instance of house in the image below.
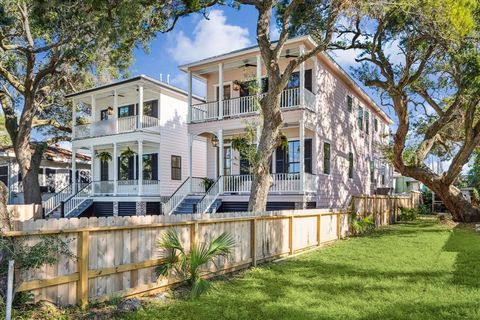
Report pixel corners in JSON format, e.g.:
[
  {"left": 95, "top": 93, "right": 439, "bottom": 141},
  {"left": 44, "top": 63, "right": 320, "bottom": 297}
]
[
  {"left": 167, "top": 35, "right": 394, "bottom": 214},
  {"left": 59, "top": 75, "right": 207, "bottom": 217},
  {"left": 0, "top": 145, "right": 90, "bottom": 204},
  {"left": 393, "top": 171, "right": 422, "bottom": 194}
]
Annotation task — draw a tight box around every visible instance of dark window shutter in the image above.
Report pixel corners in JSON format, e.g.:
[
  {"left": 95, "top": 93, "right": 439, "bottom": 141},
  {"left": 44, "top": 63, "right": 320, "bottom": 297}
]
[
  {"left": 275, "top": 146, "right": 287, "bottom": 173},
  {"left": 130, "top": 104, "right": 135, "bottom": 116},
  {"left": 152, "top": 154, "right": 158, "bottom": 180},
  {"left": 304, "top": 139, "right": 312, "bottom": 173},
  {"left": 101, "top": 160, "right": 109, "bottom": 181},
  {"left": 305, "top": 69, "right": 313, "bottom": 92},
  {"left": 150, "top": 100, "right": 159, "bottom": 118}
]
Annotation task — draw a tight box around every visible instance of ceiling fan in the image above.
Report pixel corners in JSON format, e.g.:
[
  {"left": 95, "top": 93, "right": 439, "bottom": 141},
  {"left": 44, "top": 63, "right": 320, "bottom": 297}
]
[
  {"left": 282, "top": 49, "right": 299, "bottom": 58},
  {"left": 238, "top": 60, "right": 257, "bottom": 68},
  {"left": 107, "top": 93, "right": 126, "bottom": 97}
]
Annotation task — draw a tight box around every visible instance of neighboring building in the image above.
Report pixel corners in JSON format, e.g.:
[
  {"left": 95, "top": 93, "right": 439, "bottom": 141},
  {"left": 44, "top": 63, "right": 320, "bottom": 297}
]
[
  {"left": 58, "top": 75, "right": 207, "bottom": 217},
  {"left": 170, "top": 35, "right": 394, "bottom": 214},
  {"left": 0, "top": 145, "right": 90, "bottom": 204},
  {"left": 393, "top": 171, "right": 422, "bottom": 194}
]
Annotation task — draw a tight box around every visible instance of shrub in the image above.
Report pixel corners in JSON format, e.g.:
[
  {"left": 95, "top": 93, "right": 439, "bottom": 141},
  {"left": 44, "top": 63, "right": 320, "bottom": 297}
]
[
  {"left": 351, "top": 213, "right": 374, "bottom": 235},
  {"left": 156, "top": 228, "right": 236, "bottom": 298},
  {"left": 398, "top": 207, "right": 417, "bottom": 221},
  {"left": 417, "top": 204, "right": 431, "bottom": 215}
]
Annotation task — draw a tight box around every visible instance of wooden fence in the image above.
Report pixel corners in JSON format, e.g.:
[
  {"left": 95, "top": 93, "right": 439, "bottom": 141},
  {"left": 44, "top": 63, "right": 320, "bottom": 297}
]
[{"left": 3, "top": 193, "right": 421, "bottom": 307}]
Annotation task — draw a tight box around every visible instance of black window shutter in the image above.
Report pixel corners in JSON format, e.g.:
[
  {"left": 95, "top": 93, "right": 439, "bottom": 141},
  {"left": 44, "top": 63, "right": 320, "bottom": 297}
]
[
  {"left": 150, "top": 100, "right": 159, "bottom": 118},
  {"left": 305, "top": 69, "right": 313, "bottom": 92},
  {"left": 117, "top": 157, "right": 120, "bottom": 180},
  {"left": 275, "top": 146, "right": 287, "bottom": 173},
  {"left": 152, "top": 154, "right": 158, "bottom": 180},
  {"left": 304, "top": 139, "right": 312, "bottom": 173},
  {"left": 130, "top": 104, "right": 135, "bottom": 116}
]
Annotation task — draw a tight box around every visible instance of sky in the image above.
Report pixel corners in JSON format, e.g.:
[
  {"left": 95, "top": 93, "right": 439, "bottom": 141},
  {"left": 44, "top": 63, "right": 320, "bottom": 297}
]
[{"left": 129, "top": 6, "right": 396, "bottom": 121}]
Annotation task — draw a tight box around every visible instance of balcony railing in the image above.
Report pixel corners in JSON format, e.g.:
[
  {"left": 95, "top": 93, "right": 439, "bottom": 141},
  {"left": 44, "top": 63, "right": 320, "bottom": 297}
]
[
  {"left": 223, "top": 173, "right": 317, "bottom": 194},
  {"left": 191, "top": 87, "right": 316, "bottom": 122},
  {"left": 73, "top": 115, "right": 160, "bottom": 139},
  {"left": 91, "top": 180, "right": 161, "bottom": 195}
]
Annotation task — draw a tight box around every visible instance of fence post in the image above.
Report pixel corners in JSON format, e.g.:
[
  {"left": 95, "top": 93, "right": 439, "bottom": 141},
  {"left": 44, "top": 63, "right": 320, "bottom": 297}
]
[
  {"left": 77, "top": 230, "right": 89, "bottom": 309},
  {"left": 251, "top": 218, "right": 257, "bottom": 267},
  {"left": 316, "top": 213, "right": 321, "bottom": 246},
  {"left": 289, "top": 215, "right": 294, "bottom": 255}
]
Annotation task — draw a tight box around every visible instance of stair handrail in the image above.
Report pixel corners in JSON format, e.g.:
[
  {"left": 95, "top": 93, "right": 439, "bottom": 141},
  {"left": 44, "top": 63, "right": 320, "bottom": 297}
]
[
  {"left": 195, "top": 176, "right": 223, "bottom": 214},
  {"left": 162, "top": 177, "right": 205, "bottom": 215},
  {"left": 61, "top": 182, "right": 92, "bottom": 218},
  {"left": 43, "top": 182, "right": 87, "bottom": 217}
]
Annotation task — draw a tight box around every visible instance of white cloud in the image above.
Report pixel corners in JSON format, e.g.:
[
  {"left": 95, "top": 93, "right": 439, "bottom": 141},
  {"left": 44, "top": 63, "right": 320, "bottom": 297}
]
[{"left": 168, "top": 10, "right": 252, "bottom": 64}]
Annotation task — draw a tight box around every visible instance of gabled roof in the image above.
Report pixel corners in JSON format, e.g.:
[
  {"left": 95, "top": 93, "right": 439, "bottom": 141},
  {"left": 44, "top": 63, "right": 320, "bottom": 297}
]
[
  {"left": 0, "top": 145, "right": 90, "bottom": 163},
  {"left": 179, "top": 35, "right": 393, "bottom": 125}
]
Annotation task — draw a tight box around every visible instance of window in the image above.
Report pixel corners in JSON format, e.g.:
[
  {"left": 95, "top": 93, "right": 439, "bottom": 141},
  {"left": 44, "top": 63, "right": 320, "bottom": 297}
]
[
  {"left": 100, "top": 108, "right": 111, "bottom": 121},
  {"left": 100, "top": 160, "right": 109, "bottom": 181},
  {"left": 323, "top": 142, "right": 331, "bottom": 175},
  {"left": 358, "top": 106, "right": 364, "bottom": 131},
  {"left": 275, "top": 139, "right": 312, "bottom": 173},
  {"left": 347, "top": 95, "right": 353, "bottom": 112},
  {"left": 0, "top": 166, "right": 8, "bottom": 186},
  {"left": 240, "top": 156, "right": 251, "bottom": 175},
  {"left": 365, "top": 110, "right": 370, "bottom": 134},
  {"left": 118, "top": 104, "right": 134, "bottom": 118},
  {"left": 142, "top": 153, "right": 158, "bottom": 180},
  {"left": 171, "top": 155, "right": 182, "bottom": 180},
  {"left": 143, "top": 100, "right": 159, "bottom": 118},
  {"left": 380, "top": 165, "right": 386, "bottom": 186},
  {"left": 371, "top": 160, "right": 376, "bottom": 183},
  {"left": 118, "top": 155, "right": 135, "bottom": 180},
  {"left": 223, "top": 147, "right": 232, "bottom": 176},
  {"left": 215, "top": 85, "right": 231, "bottom": 101},
  {"left": 348, "top": 152, "right": 354, "bottom": 179},
  {"left": 374, "top": 118, "right": 378, "bottom": 132}
]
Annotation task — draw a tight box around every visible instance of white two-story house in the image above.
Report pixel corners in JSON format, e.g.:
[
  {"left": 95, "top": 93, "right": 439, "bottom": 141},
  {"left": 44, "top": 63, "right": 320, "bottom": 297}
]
[
  {"left": 43, "top": 76, "right": 207, "bottom": 217},
  {"left": 164, "top": 35, "right": 394, "bottom": 214}
]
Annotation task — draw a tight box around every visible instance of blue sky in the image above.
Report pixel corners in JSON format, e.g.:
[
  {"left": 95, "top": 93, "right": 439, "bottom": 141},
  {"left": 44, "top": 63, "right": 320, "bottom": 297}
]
[{"left": 129, "top": 6, "right": 396, "bottom": 120}]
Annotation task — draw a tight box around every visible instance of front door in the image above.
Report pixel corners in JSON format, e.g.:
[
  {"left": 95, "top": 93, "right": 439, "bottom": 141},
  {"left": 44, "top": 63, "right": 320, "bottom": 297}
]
[{"left": 100, "top": 161, "right": 109, "bottom": 181}]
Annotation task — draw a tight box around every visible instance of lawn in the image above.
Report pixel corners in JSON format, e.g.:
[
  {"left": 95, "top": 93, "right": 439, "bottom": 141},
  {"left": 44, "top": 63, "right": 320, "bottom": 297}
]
[{"left": 121, "top": 217, "right": 480, "bottom": 320}]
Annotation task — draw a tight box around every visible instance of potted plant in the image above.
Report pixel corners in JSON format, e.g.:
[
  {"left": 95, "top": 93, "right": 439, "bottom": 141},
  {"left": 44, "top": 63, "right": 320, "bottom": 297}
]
[
  {"left": 95, "top": 151, "right": 112, "bottom": 163},
  {"left": 201, "top": 177, "right": 215, "bottom": 192},
  {"left": 120, "top": 147, "right": 136, "bottom": 159}
]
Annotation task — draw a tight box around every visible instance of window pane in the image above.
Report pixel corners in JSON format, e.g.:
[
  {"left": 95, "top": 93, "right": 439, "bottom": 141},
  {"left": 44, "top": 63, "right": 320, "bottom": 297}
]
[
  {"left": 365, "top": 111, "right": 370, "bottom": 134},
  {"left": 347, "top": 95, "right": 352, "bottom": 112},
  {"left": 358, "top": 107, "right": 364, "bottom": 130},
  {"left": 171, "top": 155, "right": 181, "bottom": 180},
  {"left": 348, "top": 152, "right": 354, "bottom": 179}
]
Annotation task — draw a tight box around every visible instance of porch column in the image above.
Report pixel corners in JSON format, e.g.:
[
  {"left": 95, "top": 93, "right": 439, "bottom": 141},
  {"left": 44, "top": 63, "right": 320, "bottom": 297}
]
[
  {"left": 113, "top": 142, "right": 118, "bottom": 196},
  {"left": 218, "top": 129, "right": 224, "bottom": 192},
  {"left": 218, "top": 63, "right": 224, "bottom": 120},
  {"left": 299, "top": 120, "right": 305, "bottom": 191},
  {"left": 256, "top": 55, "right": 262, "bottom": 92},
  {"left": 72, "top": 99, "right": 77, "bottom": 139},
  {"left": 72, "top": 148, "right": 77, "bottom": 193},
  {"left": 90, "top": 146, "right": 95, "bottom": 194},
  {"left": 138, "top": 84, "right": 144, "bottom": 129},
  {"left": 312, "top": 56, "right": 319, "bottom": 95},
  {"left": 91, "top": 94, "right": 96, "bottom": 122},
  {"left": 299, "top": 45, "right": 305, "bottom": 106},
  {"left": 113, "top": 89, "right": 118, "bottom": 121},
  {"left": 138, "top": 140, "right": 143, "bottom": 195},
  {"left": 188, "top": 134, "right": 193, "bottom": 192},
  {"left": 187, "top": 71, "right": 192, "bottom": 123}
]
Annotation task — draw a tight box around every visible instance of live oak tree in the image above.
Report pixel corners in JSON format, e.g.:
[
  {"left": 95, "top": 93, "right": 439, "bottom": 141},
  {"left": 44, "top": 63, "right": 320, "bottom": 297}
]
[
  {"left": 336, "top": 0, "right": 480, "bottom": 221},
  {"left": 0, "top": 1, "right": 168, "bottom": 204}
]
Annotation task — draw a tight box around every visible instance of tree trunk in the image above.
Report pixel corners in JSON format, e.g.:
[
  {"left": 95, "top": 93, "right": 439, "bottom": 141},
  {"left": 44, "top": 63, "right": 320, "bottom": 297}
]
[
  {"left": 248, "top": 94, "right": 283, "bottom": 212},
  {"left": 14, "top": 141, "right": 44, "bottom": 205},
  {"left": 430, "top": 182, "right": 480, "bottom": 222}
]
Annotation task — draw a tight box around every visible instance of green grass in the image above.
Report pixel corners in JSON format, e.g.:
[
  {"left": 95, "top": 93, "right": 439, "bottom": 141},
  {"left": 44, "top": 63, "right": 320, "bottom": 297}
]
[{"left": 120, "top": 217, "right": 480, "bottom": 320}]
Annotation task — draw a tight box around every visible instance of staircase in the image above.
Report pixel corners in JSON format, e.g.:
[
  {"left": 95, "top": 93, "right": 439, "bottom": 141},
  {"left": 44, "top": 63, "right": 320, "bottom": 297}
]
[
  {"left": 44, "top": 183, "right": 93, "bottom": 218},
  {"left": 173, "top": 195, "right": 222, "bottom": 214},
  {"left": 162, "top": 177, "right": 223, "bottom": 215}
]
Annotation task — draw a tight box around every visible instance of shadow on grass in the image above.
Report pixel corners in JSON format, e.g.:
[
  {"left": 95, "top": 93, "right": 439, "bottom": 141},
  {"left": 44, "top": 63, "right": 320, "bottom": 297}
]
[
  {"left": 443, "top": 223, "right": 480, "bottom": 288},
  {"left": 121, "top": 218, "right": 480, "bottom": 320}
]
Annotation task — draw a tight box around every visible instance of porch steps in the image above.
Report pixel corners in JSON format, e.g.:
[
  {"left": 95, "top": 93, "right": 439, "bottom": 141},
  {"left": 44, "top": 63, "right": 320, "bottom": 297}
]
[
  {"left": 173, "top": 195, "right": 222, "bottom": 214},
  {"left": 67, "top": 199, "right": 94, "bottom": 218}
]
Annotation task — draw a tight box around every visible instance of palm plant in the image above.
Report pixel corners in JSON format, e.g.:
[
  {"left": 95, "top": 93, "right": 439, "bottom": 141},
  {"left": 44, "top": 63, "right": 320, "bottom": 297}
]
[
  {"left": 95, "top": 151, "right": 112, "bottom": 163},
  {"left": 120, "top": 147, "right": 136, "bottom": 159},
  {"left": 156, "top": 228, "right": 236, "bottom": 298}
]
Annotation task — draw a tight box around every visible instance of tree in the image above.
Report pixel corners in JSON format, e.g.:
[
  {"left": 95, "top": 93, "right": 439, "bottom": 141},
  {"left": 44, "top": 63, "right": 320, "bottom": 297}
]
[
  {"left": 0, "top": 115, "right": 10, "bottom": 146},
  {"left": 335, "top": 0, "right": 480, "bottom": 221},
  {"left": 0, "top": 0, "right": 168, "bottom": 204}
]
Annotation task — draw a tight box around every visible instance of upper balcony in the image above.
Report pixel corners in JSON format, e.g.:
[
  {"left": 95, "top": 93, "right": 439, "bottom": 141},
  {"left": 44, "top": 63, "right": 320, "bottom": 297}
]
[
  {"left": 73, "top": 115, "right": 159, "bottom": 139},
  {"left": 191, "top": 87, "right": 316, "bottom": 123}
]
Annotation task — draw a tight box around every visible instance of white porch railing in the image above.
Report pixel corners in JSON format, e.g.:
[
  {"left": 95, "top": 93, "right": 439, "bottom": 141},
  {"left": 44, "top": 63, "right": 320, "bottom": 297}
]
[
  {"left": 91, "top": 180, "right": 161, "bottom": 195},
  {"left": 223, "top": 173, "right": 317, "bottom": 194},
  {"left": 73, "top": 115, "right": 160, "bottom": 139},
  {"left": 191, "top": 87, "right": 316, "bottom": 122},
  {"left": 196, "top": 176, "right": 223, "bottom": 213},
  {"left": 64, "top": 183, "right": 92, "bottom": 217}
]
